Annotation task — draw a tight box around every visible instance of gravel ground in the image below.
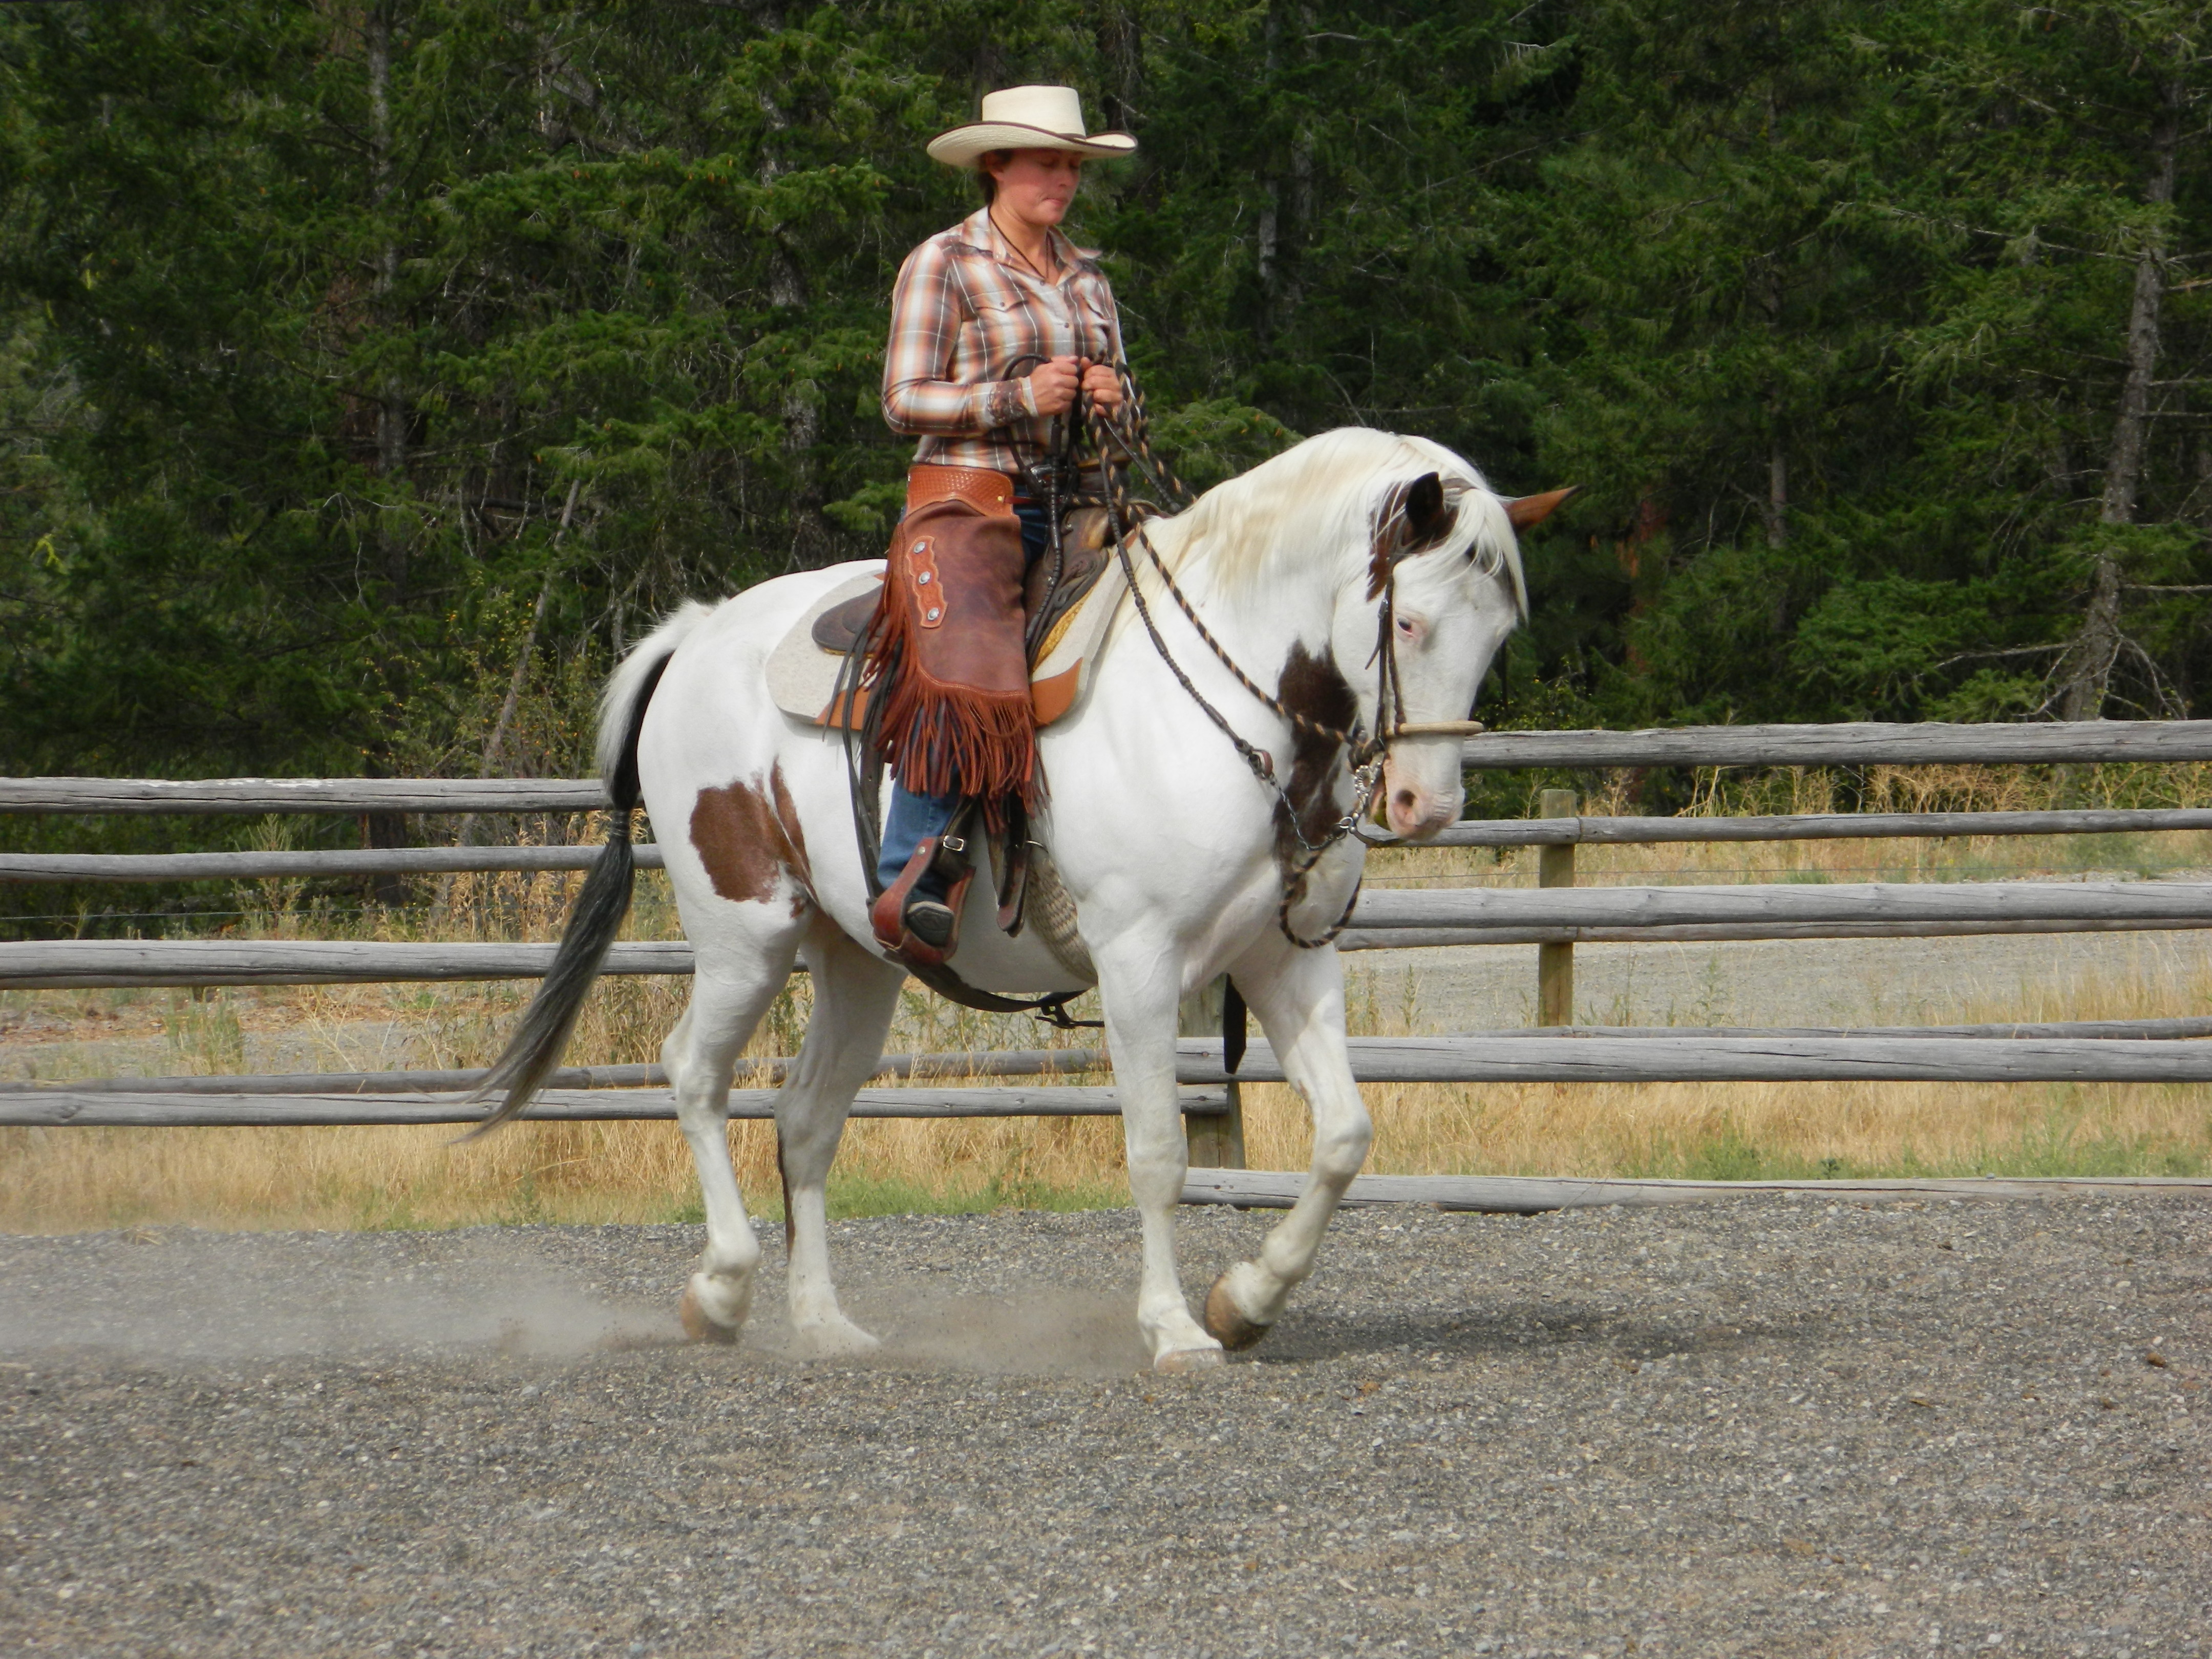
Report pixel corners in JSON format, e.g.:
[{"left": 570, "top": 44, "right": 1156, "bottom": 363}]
[{"left": 1, "top": 1198, "right": 2207, "bottom": 1658}]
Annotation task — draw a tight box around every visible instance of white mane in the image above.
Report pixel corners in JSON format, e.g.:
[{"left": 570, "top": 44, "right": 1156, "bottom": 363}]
[{"left": 1144, "top": 427, "right": 1527, "bottom": 617}]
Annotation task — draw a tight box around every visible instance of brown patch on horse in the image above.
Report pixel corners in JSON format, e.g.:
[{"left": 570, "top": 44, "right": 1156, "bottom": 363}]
[
  {"left": 1272, "top": 643, "right": 1357, "bottom": 883},
  {"left": 690, "top": 764, "right": 813, "bottom": 912},
  {"left": 1366, "top": 471, "right": 1461, "bottom": 599}
]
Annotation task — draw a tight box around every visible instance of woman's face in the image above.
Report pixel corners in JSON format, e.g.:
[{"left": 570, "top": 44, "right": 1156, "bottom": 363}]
[{"left": 988, "top": 148, "right": 1084, "bottom": 228}]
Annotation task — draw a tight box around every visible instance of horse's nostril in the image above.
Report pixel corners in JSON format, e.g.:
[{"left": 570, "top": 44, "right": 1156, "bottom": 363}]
[{"left": 1392, "top": 790, "right": 1417, "bottom": 813}]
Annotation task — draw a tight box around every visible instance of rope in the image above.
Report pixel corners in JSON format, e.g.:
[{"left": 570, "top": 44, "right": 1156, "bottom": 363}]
[{"left": 1074, "top": 373, "right": 1385, "bottom": 947}]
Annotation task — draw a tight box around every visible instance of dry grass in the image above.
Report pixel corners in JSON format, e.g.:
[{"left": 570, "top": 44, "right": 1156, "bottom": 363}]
[
  {"left": 1257, "top": 943, "right": 2212, "bottom": 1186},
  {"left": 4, "top": 766, "right": 2211, "bottom": 1233}
]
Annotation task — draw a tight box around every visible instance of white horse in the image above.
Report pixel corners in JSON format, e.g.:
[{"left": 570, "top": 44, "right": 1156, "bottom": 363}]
[{"left": 477, "top": 427, "right": 1562, "bottom": 1372}]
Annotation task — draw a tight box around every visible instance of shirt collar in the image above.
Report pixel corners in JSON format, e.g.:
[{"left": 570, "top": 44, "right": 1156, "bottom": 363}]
[{"left": 959, "top": 206, "right": 1097, "bottom": 276}]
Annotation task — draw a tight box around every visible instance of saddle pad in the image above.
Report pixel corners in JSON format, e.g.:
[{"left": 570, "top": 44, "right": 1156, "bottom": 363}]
[{"left": 765, "top": 562, "right": 1126, "bottom": 731}]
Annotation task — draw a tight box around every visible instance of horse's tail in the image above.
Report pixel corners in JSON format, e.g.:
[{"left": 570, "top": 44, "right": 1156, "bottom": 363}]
[{"left": 464, "top": 601, "right": 712, "bottom": 1136}]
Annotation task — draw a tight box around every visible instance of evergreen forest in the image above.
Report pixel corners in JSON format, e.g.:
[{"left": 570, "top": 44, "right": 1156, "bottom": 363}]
[{"left": 2, "top": 0, "right": 2207, "bottom": 785}]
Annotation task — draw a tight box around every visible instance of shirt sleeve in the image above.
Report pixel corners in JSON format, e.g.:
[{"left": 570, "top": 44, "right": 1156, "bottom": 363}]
[
  {"left": 1083, "top": 271, "right": 1127, "bottom": 368},
  {"left": 881, "top": 240, "right": 1035, "bottom": 437}
]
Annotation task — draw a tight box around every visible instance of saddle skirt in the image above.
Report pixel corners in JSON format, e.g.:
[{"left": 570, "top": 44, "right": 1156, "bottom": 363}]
[{"left": 765, "top": 509, "right": 1128, "bottom": 731}]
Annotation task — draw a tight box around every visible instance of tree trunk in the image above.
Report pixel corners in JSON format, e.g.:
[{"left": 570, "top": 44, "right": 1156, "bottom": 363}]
[
  {"left": 1253, "top": 4, "right": 1313, "bottom": 345},
  {"left": 1254, "top": 8, "right": 1281, "bottom": 339},
  {"left": 1763, "top": 431, "right": 1789, "bottom": 552},
  {"left": 367, "top": 2, "right": 409, "bottom": 595},
  {"left": 756, "top": 60, "right": 833, "bottom": 570},
  {"left": 1093, "top": 2, "right": 1142, "bottom": 134},
  {"left": 2059, "top": 79, "right": 2181, "bottom": 722}
]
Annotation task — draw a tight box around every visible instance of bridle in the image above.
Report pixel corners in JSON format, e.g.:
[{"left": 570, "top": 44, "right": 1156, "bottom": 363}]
[{"left": 1068, "top": 372, "right": 1491, "bottom": 946}]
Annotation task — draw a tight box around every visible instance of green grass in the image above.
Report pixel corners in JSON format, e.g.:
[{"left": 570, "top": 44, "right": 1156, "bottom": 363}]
[
  {"left": 1620, "top": 1111, "right": 2210, "bottom": 1184},
  {"left": 660, "top": 1173, "right": 1131, "bottom": 1229}
]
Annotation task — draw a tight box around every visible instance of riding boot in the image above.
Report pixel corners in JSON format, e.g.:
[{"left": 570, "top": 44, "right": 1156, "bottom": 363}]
[
  {"left": 870, "top": 831, "right": 976, "bottom": 967},
  {"left": 877, "top": 784, "right": 959, "bottom": 894}
]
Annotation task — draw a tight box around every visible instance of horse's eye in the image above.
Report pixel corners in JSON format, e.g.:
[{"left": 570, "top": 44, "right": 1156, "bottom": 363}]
[{"left": 1395, "top": 614, "right": 1422, "bottom": 640}]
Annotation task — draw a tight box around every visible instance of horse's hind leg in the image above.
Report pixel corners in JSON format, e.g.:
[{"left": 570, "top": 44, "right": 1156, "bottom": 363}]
[
  {"left": 775, "top": 919, "right": 905, "bottom": 1356},
  {"left": 666, "top": 950, "right": 799, "bottom": 1343},
  {"left": 1202, "top": 943, "right": 1371, "bottom": 1350}
]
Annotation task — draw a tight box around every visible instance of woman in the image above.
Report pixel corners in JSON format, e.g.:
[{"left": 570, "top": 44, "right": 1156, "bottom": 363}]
[{"left": 869, "top": 85, "right": 1137, "bottom": 963}]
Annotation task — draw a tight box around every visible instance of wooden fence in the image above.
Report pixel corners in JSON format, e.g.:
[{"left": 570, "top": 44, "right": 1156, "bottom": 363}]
[{"left": 9, "top": 718, "right": 2212, "bottom": 1203}]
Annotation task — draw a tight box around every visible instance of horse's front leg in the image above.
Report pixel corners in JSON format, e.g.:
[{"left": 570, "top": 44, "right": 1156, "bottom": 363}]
[
  {"left": 1097, "top": 941, "right": 1225, "bottom": 1372},
  {"left": 1203, "top": 942, "right": 1371, "bottom": 1350}
]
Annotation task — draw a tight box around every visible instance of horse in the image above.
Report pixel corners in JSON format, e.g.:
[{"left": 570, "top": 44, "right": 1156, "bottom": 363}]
[{"left": 475, "top": 427, "right": 1564, "bottom": 1372}]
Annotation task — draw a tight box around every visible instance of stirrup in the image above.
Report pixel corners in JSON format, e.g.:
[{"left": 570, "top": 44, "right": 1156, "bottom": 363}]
[{"left": 870, "top": 835, "right": 976, "bottom": 968}]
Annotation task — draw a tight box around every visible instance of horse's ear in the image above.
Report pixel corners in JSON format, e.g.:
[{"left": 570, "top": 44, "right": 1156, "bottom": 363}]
[
  {"left": 1405, "top": 472, "right": 1451, "bottom": 542},
  {"left": 1505, "top": 485, "right": 1578, "bottom": 532},
  {"left": 1368, "top": 471, "right": 1462, "bottom": 597}
]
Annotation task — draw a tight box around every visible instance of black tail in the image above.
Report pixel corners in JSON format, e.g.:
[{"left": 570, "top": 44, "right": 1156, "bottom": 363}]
[{"left": 463, "top": 649, "right": 673, "bottom": 1137}]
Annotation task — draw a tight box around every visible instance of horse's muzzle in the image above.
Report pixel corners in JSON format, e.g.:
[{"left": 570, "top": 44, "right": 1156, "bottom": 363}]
[{"left": 1381, "top": 758, "right": 1463, "bottom": 839}]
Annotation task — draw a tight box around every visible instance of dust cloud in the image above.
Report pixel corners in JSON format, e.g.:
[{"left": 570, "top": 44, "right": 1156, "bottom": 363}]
[{"left": 0, "top": 1228, "right": 1152, "bottom": 1377}]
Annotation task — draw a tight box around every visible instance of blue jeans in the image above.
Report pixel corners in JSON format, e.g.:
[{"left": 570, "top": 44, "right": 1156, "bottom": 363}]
[{"left": 877, "top": 502, "right": 1053, "bottom": 896}]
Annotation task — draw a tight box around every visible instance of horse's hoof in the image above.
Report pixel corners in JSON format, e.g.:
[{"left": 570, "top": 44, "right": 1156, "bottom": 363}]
[
  {"left": 678, "top": 1284, "right": 739, "bottom": 1346},
  {"left": 1204, "top": 1272, "right": 1272, "bottom": 1351},
  {"left": 1154, "top": 1345, "right": 1226, "bottom": 1374}
]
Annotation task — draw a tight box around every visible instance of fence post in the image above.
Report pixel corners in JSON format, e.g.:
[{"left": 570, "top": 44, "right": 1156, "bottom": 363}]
[
  {"left": 1537, "top": 788, "right": 1577, "bottom": 1026},
  {"left": 1178, "top": 975, "right": 1246, "bottom": 1168}
]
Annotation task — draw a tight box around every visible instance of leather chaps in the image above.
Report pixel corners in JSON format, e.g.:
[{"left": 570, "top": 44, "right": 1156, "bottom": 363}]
[{"left": 864, "top": 483, "right": 1036, "bottom": 823}]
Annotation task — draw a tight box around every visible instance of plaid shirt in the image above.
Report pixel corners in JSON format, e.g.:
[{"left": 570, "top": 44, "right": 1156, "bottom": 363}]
[{"left": 881, "top": 207, "right": 1126, "bottom": 475}]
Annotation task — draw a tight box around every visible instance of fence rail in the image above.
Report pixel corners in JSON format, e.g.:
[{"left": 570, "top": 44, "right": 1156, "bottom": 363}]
[
  {"left": 0, "top": 940, "right": 695, "bottom": 989},
  {"left": 1184, "top": 1034, "right": 2212, "bottom": 1084},
  {"left": 0, "top": 777, "right": 603, "bottom": 815},
  {"left": 1455, "top": 718, "right": 2212, "bottom": 769},
  {"left": 14, "top": 1028, "right": 2212, "bottom": 1129},
  {"left": 0, "top": 846, "right": 667, "bottom": 882},
  {"left": 5, "top": 805, "right": 2211, "bottom": 885},
  {"left": 12, "top": 878, "right": 2212, "bottom": 987},
  {"left": 1182, "top": 1169, "right": 2212, "bottom": 1214},
  {"left": 1352, "top": 879, "right": 2212, "bottom": 931},
  {"left": 6, "top": 720, "right": 2212, "bottom": 818},
  {"left": 1424, "top": 807, "right": 2212, "bottom": 847},
  {"left": 10, "top": 735, "right": 2212, "bottom": 1176},
  {"left": 1337, "top": 917, "right": 2212, "bottom": 949},
  {"left": 16, "top": 1016, "right": 2204, "bottom": 1102},
  {"left": 2, "top": 1085, "right": 1233, "bottom": 1130}
]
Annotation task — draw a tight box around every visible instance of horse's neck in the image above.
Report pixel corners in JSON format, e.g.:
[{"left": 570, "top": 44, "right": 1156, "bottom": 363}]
[{"left": 1138, "top": 514, "right": 1348, "bottom": 671}]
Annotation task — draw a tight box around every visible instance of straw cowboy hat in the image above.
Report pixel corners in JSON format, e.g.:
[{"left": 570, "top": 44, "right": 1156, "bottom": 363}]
[{"left": 925, "top": 85, "right": 1137, "bottom": 167}]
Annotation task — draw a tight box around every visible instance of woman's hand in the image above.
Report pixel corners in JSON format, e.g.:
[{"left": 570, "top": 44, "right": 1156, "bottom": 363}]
[
  {"left": 1025, "top": 356, "right": 1123, "bottom": 416},
  {"left": 1081, "top": 359, "right": 1124, "bottom": 410},
  {"left": 1026, "top": 356, "right": 1083, "bottom": 417}
]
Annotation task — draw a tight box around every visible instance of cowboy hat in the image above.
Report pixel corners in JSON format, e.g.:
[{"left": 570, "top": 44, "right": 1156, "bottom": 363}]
[{"left": 925, "top": 85, "right": 1137, "bottom": 167}]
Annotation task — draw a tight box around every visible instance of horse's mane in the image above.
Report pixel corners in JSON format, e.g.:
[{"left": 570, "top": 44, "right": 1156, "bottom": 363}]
[{"left": 1146, "top": 427, "right": 1526, "bottom": 617}]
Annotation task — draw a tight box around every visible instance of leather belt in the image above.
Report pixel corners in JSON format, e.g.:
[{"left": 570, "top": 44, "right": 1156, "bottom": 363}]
[{"left": 907, "top": 464, "right": 1015, "bottom": 518}]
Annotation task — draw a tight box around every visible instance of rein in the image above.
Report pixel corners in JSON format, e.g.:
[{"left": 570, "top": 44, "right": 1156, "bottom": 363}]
[{"left": 1072, "top": 370, "right": 1477, "bottom": 947}]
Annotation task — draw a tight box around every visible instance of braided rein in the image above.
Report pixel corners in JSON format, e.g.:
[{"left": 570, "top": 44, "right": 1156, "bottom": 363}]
[{"left": 1072, "top": 371, "right": 1399, "bottom": 946}]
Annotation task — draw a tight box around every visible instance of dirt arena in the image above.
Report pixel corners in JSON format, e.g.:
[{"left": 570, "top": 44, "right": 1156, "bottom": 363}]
[{"left": 1, "top": 1195, "right": 2206, "bottom": 1656}]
